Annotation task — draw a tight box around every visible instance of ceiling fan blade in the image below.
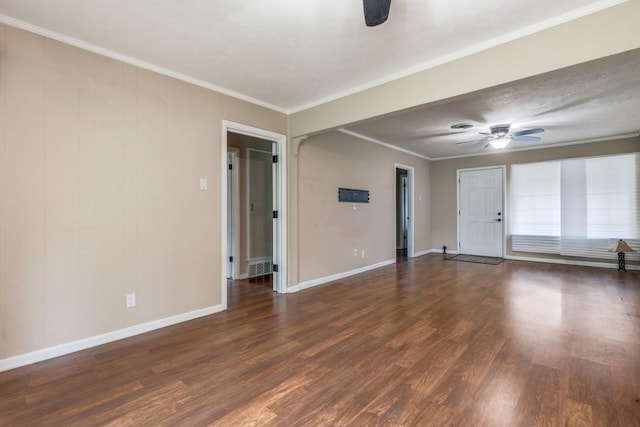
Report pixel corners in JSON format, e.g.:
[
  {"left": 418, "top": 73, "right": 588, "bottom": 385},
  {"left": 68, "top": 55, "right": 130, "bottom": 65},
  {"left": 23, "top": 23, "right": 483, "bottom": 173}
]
[
  {"left": 478, "top": 131, "right": 492, "bottom": 135},
  {"left": 363, "top": 0, "right": 391, "bottom": 27},
  {"left": 512, "top": 128, "right": 544, "bottom": 137},
  {"left": 512, "top": 135, "right": 541, "bottom": 142}
]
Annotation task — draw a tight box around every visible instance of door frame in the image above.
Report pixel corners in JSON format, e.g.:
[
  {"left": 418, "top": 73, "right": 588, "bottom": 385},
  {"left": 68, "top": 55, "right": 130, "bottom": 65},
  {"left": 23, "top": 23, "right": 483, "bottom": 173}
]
[
  {"left": 227, "top": 148, "right": 240, "bottom": 279},
  {"left": 394, "top": 163, "right": 415, "bottom": 258},
  {"left": 456, "top": 165, "right": 506, "bottom": 257},
  {"left": 221, "top": 121, "right": 288, "bottom": 306}
]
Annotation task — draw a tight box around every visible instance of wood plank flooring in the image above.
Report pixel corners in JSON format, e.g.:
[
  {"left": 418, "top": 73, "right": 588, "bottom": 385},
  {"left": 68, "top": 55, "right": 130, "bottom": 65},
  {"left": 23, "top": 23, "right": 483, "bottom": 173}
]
[{"left": 1, "top": 255, "right": 639, "bottom": 426}]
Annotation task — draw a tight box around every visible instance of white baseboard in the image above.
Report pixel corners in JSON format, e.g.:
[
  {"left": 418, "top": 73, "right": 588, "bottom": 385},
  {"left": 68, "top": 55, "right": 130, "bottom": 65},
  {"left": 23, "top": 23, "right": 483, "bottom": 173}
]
[
  {"left": 429, "top": 248, "right": 460, "bottom": 255},
  {"left": 0, "top": 304, "right": 225, "bottom": 373},
  {"left": 286, "top": 284, "right": 301, "bottom": 293},
  {"left": 295, "top": 259, "right": 396, "bottom": 292},
  {"left": 506, "top": 255, "right": 639, "bottom": 270},
  {"left": 412, "top": 249, "right": 431, "bottom": 257},
  {"left": 413, "top": 249, "right": 446, "bottom": 257}
]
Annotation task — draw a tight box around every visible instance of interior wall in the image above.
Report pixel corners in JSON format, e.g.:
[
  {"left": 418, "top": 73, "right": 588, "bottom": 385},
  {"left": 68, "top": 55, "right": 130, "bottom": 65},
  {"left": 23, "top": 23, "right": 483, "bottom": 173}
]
[
  {"left": 0, "top": 24, "right": 286, "bottom": 360},
  {"left": 430, "top": 137, "right": 640, "bottom": 265},
  {"left": 297, "top": 131, "right": 430, "bottom": 284}
]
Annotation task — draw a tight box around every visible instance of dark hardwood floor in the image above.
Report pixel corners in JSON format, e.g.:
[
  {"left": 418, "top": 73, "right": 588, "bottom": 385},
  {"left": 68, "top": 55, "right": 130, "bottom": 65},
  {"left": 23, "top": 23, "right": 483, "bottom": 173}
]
[{"left": 1, "top": 255, "right": 639, "bottom": 426}]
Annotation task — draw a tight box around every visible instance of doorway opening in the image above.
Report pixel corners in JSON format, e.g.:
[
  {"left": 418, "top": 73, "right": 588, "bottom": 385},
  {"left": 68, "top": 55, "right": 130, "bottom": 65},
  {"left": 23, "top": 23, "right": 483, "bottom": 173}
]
[
  {"left": 396, "top": 168, "right": 408, "bottom": 258},
  {"left": 222, "top": 121, "right": 287, "bottom": 308},
  {"left": 395, "top": 164, "right": 415, "bottom": 259},
  {"left": 457, "top": 166, "right": 505, "bottom": 258},
  {"left": 226, "top": 143, "right": 273, "bottom": 284}
]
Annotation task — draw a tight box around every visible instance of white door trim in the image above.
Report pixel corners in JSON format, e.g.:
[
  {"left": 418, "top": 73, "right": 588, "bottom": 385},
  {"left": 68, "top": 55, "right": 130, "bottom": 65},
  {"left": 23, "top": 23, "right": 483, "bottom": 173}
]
[
  {"left": 395, "top": 163, "right": 415, "bottom": 258},
  {"left": 227, "top": 148, "right": 239, "bottom": 279},
  {"left": 221, "top": 121, "right": 288, "bottom": 305},
  {"left": 456, "top": 165, "right": 506, "bottom": 257}
]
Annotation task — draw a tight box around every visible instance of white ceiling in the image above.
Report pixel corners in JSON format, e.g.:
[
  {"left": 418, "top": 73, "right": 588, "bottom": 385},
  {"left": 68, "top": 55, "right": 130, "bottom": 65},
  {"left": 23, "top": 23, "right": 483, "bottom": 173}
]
[
  {"left": 0, "top": 0, "right": 637, "bottom": 159},
  {"left": 0, "top": 0, "right": 626, "bottom": 112}
]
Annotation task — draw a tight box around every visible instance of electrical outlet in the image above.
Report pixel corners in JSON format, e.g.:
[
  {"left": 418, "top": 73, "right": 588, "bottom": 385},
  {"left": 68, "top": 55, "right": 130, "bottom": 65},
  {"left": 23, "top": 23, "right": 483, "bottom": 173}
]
[
  {"left": 361, "top": 250, "right": 365, "bottom": 258},
  {"left": 126, "top": 293, "right": 136, "bottom": 308},
  {"left": 353, "top": 248, "right": 358, "bottom": 256}
]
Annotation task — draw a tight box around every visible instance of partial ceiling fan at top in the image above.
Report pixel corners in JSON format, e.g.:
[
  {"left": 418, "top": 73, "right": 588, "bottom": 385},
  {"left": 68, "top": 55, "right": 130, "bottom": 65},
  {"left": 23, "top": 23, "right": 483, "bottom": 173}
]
[
  {"left": 457, "top": 124, "right": 545, "bottom": 149},
  {"left": 363, "top": 0, "right": 392, "bottom": 27}
]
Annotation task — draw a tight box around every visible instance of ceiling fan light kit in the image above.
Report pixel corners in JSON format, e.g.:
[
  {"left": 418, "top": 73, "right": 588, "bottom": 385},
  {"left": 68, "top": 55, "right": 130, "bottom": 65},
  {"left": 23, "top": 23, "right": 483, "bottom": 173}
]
[
  {"left": 489, "top": 137, "right": 511, "bottom": 149},
  {"left": 363, "top": 0, "right": 391, "bottom": 27},
  {"left": 490, "top": 125, "right": 511, "bottom": 138}
]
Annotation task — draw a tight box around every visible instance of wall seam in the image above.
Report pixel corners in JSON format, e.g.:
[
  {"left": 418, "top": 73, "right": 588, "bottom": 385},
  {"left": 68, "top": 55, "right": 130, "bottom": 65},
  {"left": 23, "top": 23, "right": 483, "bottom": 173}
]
[
  {"left": 42, "top": 35, "right": 48, "bottom": 345},
  {"left": 0, "top": 24, "right": 6, "bottom": 352}
]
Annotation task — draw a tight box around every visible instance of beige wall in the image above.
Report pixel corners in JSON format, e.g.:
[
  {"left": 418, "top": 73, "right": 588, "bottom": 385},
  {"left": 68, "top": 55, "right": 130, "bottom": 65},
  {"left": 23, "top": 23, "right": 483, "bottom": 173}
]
[
  {"left": 0, "top": 24, "right": 286, "bottom": 359},
  {"left": 430, "top": 137, "right": 640, "bottom": 265},
  {"left": 296, "top": 131, "right": 430, "bottom": 283}
]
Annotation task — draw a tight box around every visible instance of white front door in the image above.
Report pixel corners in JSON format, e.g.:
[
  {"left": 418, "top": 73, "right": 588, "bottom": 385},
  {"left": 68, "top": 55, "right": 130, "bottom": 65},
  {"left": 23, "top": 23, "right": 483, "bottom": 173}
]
[{"left": 459, "top": 168, "right": 504, "bottom": 257}]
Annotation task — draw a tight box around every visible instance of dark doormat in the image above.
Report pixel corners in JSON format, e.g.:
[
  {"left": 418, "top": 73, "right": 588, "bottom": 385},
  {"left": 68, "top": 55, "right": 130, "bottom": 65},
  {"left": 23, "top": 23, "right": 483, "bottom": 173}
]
[{"left": 445, "top": 254, "right": 504, "bottom": 265}]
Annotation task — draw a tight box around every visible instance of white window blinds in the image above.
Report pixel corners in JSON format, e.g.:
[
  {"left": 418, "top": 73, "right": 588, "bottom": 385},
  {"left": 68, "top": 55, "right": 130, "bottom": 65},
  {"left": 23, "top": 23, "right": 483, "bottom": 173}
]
[
  {"left": 511, "top": 161, "right": 561, "bottom": 254},
  {"left": 511, "top": 153, "right": 639, "bottom": 260}
]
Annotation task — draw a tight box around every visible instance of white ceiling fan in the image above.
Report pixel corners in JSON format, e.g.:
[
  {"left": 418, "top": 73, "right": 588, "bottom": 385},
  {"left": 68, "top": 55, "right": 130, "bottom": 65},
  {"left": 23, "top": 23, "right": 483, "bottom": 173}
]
[{"left": 457, "top": 124, "right": 545, "bottom": 149}]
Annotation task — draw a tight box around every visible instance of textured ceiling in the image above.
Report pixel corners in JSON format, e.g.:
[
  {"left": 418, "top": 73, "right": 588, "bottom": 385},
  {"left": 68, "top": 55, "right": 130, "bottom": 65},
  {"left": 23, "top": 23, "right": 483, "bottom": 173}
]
[
  {"left": 343, "top": 49, "right": 640, "bottom": 159},
  {"left": 0, "top": 0, "right": 624, "bottom": 112}
]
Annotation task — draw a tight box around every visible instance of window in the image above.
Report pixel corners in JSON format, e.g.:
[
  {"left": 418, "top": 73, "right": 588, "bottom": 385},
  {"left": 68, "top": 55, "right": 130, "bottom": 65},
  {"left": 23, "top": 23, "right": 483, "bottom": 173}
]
[{"left": 511, "top": 153, "right": 639, "bottom": 259}]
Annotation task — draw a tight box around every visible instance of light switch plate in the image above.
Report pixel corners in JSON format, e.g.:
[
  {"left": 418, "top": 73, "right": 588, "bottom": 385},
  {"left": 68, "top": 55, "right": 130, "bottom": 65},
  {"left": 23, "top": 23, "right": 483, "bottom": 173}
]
[
  {"left": 126, "top": 293, "right": 136, "bottom": 308},
  {"left": 200, "top": 178, "right": 208, "bottom": 190}
]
